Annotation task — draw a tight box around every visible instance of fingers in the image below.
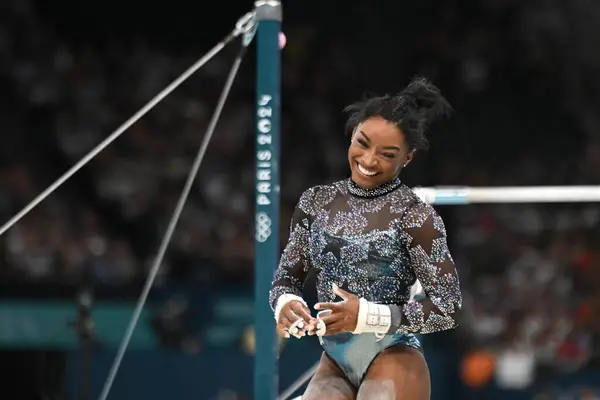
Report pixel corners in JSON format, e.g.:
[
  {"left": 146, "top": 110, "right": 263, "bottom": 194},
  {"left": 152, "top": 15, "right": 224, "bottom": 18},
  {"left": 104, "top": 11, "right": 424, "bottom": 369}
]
[
  {"left": 276, "top": 323, "right": 290, "bottom": 339},
  {"left": 278, "top": 313, "right": 293, "bottom": 328},
  {"left": 312, "top": 317, "right": 345, "bottom": 337},
  {"left": 280, "top": 305, "right": 317, "bottom": 338},
  {"left": 278, "top": 300, "right": 347, "bottom": 339},
  {"left": 316, "top": 309, "right": 345, "bottom": 337},
  {"left": 304, "top": 319, "right": 318, "bottom": 335},
  {"left": 315, "top": 294, "right": 357, "bottom": 318},
  {"left": 283, "top": 308, "right": 300, "bottom": 325},
  {"left": 321, "top": 321, "right": 347, "bottom": 336},
  {"left": 290, "top": 302, "right": 316, "bottom": 324},
  {"left": 314, "top": 301, "right": 343, "bottom": 312},
  {"left": 283, "top": 303, "right": 316, "bottom": 325},
  {"left": 315, "top": 306, "right": 355, "bottom": 337},
  {"left": 288, "top": 318, "right": 307, "bottom": 338},
  {"left": 315, "top": 319, "right": 326, "bottom": 336},
  {"left": 314, "top": 310, "right": 330, "bottom": 337},
  {"left": 278, "top": 319, "right": 317, "bottom": 339},
  {"left": 314, "top": 285, "right": 356, "bottom": 311},
  {"left": 277, "top": 311, "right": 297, "bottom": 338},
  {"left": 332, "top": 283, "right": 354, "bottom": 301},
  {"left": 282, "top": 311, "right": 309, "bottom": 338},
  {"left": 319, "top": 312, "right": 344, "bottom": 327}
]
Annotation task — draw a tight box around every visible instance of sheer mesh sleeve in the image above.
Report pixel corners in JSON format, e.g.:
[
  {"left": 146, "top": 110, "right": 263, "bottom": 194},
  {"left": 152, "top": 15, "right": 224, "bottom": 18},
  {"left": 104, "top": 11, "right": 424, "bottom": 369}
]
[
  {"left": 392, "top": 202, "right": 462, "bottom": 334},
  {"left": 269, "top": 189, "right": 314, "bottom": 309}
]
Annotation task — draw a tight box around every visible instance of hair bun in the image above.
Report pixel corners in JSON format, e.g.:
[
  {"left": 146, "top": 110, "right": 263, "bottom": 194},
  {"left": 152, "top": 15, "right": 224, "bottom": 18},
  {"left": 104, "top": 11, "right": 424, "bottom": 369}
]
[
  {"left": 396, "top": 77, "right": 452, "bottom": 123},
  {"left": 342, "top": 77, "right": 453, "bottom": 151}
]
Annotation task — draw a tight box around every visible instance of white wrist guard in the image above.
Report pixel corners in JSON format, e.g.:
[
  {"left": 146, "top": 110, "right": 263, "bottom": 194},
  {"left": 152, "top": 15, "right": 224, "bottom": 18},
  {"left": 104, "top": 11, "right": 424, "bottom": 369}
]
[
  {"left": 274, "top": 294, "right": 307, "bottom": 322},
  {"left": 353, "top": 298, "right": 391, "bottom": 335}
]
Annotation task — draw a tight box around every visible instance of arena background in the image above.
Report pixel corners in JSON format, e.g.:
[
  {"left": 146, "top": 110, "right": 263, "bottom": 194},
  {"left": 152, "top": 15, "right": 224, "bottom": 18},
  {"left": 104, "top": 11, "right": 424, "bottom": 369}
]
[{"left": 1, "top": 0, "right": 600, "bottom": 399}]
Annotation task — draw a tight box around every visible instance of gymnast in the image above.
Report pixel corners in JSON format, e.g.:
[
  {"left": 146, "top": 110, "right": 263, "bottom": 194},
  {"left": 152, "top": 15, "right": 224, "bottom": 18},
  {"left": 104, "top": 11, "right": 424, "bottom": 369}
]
[{"left": 270, "top": 77, "right": 462, "bottom": 399}]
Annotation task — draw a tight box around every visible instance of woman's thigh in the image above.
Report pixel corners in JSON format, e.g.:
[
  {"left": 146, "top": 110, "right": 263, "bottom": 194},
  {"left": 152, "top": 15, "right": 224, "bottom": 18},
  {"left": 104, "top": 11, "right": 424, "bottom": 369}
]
[
  {"left": 302, "top": 352, "right": 356, "bottom": 400},
  {"left": 357, "top": 345, "right": 430, "bottom": 400}
]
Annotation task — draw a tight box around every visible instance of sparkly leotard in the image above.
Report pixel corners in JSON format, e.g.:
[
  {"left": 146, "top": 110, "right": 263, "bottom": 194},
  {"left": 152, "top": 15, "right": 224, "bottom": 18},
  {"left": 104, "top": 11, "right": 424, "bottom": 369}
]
[{"left": 270, "top": 177, "right": 462, "bottom": 387}]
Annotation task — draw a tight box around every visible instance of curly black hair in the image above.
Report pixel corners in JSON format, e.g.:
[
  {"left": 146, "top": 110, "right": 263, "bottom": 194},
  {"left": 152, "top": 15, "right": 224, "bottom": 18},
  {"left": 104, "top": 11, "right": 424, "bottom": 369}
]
[{"left": 344, "top": 77, "right": 453, "bottom": 151}]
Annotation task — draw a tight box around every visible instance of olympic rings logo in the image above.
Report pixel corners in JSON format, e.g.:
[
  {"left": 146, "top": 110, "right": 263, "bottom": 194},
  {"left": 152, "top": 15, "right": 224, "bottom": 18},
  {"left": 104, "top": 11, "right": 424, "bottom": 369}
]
[{"left": 255, "top": 212, "right": 272, "bottom": 243}]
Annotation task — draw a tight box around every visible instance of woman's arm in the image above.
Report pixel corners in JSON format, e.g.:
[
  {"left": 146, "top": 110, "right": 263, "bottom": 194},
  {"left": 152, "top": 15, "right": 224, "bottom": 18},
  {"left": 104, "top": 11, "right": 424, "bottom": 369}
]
[
  {"left": 269, "top": 188, "right": 314, "bottom": 311},
  {"left": 353, "top": 202, "right": 462, "bottom": 336},
  {"left": 390, "top": 202, "right": 462, "bottom": 334}
]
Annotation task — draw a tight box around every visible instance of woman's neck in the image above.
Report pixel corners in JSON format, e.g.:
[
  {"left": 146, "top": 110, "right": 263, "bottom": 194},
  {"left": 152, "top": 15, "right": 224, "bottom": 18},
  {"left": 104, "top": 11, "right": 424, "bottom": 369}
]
[{"left": 347, "top": 176, "right": 402, "bottom": 198}]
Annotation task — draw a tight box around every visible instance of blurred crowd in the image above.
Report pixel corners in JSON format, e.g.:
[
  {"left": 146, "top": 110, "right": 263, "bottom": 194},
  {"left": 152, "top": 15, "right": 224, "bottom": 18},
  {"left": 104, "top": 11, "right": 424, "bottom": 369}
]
[{"left": 1, "top": 0, "right": 600, "bottom": 397}]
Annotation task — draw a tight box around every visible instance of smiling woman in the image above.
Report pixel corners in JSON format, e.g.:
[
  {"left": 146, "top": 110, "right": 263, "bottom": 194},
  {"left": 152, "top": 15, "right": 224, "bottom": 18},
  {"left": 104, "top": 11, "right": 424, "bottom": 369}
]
[
  {"left": 348, "top": 117, "right": 407, "bottom": 188},
  {"left": 270, "top": 77, "right": 460, "bottom": 400},
  {"left": 345, "top": 78, "right": 452, "bottom": 189}
]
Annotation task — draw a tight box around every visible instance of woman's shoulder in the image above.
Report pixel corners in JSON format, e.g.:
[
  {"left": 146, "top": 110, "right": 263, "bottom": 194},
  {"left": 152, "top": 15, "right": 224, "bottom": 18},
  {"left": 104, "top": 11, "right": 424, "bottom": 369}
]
[
  {"left": 300, "top": 179, "right": 348, "bottom": 197},
  {"left": 391, "top": 184, "right": 437, "bottom": 216},
  {"left": 395, "top": 184, "right": 446, "bottom": 229},
  {"left": 295, "top": 179, "right": 348, "bottom": 210}
]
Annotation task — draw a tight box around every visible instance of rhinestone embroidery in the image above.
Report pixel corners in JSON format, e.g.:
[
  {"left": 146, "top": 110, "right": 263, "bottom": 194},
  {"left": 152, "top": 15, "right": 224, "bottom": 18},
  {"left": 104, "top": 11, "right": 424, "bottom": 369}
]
[
  {"left": 347, "top": 177, "right": 403, "bottom": 198},
  {"left": 270, "top": 178, "right": 462, "bottom": 335}
]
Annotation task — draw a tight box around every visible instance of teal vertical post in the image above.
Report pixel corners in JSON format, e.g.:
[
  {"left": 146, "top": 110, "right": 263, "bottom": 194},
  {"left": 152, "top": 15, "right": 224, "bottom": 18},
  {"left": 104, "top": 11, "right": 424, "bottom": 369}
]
[{"left": 254, "top": 1, "right": 282, "bottom": 400}]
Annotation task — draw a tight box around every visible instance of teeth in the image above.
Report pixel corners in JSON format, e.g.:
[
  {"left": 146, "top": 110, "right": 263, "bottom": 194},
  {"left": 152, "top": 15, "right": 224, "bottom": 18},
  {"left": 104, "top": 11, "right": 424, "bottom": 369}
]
[{"left": 357, "top": 163, "right": 377, "bottom": 176}]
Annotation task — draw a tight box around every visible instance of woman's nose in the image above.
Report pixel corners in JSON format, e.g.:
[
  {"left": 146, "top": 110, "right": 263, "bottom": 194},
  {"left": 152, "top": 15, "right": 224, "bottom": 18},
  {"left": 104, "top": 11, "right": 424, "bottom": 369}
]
[{"left": 360, "top": 152, "right": 377, "bottom": 168}]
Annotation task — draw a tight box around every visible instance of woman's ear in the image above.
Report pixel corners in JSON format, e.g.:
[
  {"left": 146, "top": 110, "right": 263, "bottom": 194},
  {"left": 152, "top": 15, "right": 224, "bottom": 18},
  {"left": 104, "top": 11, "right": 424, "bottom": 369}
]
[{"left": 403, "top": 150, "right": 416, "bottom": 167}]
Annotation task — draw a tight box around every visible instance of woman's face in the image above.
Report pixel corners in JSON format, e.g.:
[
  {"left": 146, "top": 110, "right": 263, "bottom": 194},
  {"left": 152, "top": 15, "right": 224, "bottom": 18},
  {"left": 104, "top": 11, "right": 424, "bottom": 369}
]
[{"left": 348, "top": 116, "right": 414, "bottom": 189}]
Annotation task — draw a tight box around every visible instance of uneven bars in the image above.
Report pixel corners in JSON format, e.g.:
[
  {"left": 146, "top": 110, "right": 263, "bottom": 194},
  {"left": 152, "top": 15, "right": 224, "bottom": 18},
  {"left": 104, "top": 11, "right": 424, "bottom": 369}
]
[
  {"left": 254, "top": 1, "right": 282, "bottom": 400},
  {"left": 413, "top": 185, "right": 600, "bottom": 205}
]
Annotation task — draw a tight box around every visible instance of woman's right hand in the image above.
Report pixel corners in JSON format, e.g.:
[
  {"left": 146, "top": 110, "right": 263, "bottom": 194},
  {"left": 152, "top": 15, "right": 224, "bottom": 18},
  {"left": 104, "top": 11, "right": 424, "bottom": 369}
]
[{"left": 276, "top": 300, "right": 317, "bottom": 338}]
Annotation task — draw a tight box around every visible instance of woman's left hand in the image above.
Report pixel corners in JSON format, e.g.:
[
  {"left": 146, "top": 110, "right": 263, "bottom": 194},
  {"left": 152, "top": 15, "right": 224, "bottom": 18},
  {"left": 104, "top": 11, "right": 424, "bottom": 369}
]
[{"left": 314, "top": 284, "right": 359, "bottom": 336}]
